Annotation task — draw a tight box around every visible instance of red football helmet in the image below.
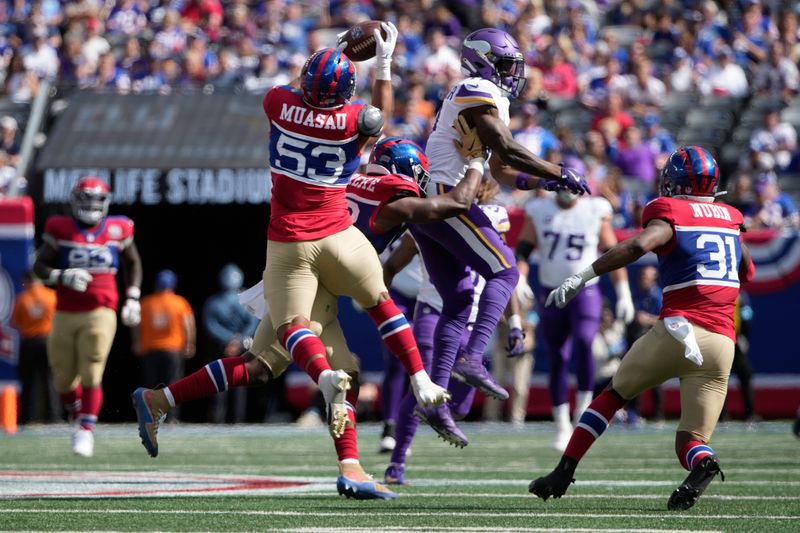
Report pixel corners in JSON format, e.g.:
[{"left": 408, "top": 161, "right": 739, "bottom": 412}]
[{"left": 71, "top": 177, "right": 110, "bottom": 226}]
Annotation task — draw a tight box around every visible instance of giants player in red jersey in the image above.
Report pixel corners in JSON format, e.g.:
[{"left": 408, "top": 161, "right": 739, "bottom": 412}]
[
  {"left": 132, "top": 130, "right": 487, "bottom": 499},
  {"left": 33, "top": 177, "right": 142, "bottom": 457},
  {"left": 529, "top": 146, "right": 755, "bottom": 510},
  {"left": 260, "top": 25, "right": 452, "bottom": 439}
]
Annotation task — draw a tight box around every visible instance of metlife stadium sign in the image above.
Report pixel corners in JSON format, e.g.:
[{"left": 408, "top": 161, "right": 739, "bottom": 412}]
[{"left": 34, "top": 92, "right": 272, "bottom": 205}]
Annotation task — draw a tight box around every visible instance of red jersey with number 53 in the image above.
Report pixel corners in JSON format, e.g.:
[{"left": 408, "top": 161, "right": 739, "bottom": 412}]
[
  {"left": 642, "top": 197, "right": 753, "bottom": 341},
  {"left": 264, "top": 85, "right": 365, "bottom": 242},
  {"left": 43, "top": 215, "right": 134, "bottom": 312}
]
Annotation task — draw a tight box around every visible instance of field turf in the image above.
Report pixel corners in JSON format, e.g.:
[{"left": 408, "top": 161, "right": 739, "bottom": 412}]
[{"left": 0, "top": 421, "right": 798, "bottom": 532}]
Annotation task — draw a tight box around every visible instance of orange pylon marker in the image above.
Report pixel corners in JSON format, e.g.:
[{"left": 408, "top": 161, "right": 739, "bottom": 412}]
[{"left": 1, "top": 386, "right": 17, "bottom": 434}]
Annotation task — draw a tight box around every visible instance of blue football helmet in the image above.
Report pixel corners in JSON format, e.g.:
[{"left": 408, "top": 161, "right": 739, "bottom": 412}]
[
  {"left": 301, "top": 48, "right": 356, "bottom": 108},
  {"left": 369, "top": 137, "right": 430, "bottom": 193},
  {"left": 660, "top": 145, "right": 721, "bottom": 198}
]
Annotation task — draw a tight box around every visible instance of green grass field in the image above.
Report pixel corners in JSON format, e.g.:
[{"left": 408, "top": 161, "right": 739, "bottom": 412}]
[{"left": 0, "top": 421, "right": 798, "bottom": 532}]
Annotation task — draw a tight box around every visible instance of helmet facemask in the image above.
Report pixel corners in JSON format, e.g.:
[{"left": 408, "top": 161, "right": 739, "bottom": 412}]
[{"left": 71, "top": 188, "right": 109, "bottom": 226}]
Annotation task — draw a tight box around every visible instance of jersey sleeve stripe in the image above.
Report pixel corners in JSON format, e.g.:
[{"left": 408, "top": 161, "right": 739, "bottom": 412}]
[
  {"left": 663, "top": 279, "right": 740, "bottom": 292},
  {"left": 455, "top": 85, "right": 494, "bottom": 99},
  {"left": 453, "top": 96, "right": 496, "bottom": 106},
  {"left": 674, "top": 225, "right": 740, "bottom": 235}
]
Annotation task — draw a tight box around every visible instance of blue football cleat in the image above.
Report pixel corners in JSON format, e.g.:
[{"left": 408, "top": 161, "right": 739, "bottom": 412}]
[{"left": 336, "top": 475, "right": 399, "bottom": 500}]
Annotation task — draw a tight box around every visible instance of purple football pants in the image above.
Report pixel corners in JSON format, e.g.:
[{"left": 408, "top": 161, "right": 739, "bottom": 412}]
[
  {"left": 409, "top": 193, "right": 518, "bottom": 388},
  {"left": 390, "top": 302, "right": 475, "bottom": 466},
  {"left": 382, "top": 289, "right": 414, "bottom": 425},
  {"left": 538, "top": 283, "right": 602, "bottom": 406}
]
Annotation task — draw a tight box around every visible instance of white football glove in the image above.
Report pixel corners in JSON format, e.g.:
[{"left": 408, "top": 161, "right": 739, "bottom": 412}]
[
  {"left": 545, "top": 266, "right": 597, "bottom": 309},
  {"left": 335, "top": 30, "right": 348, "bottom": 52},
  {"left": 121, "top": 298, "right": 141, "bottom": 327},
  {"left": 375, "top": 21, "right": 398, "bottom": 61},
  {"left": 615, "top": 281, "right": 636, "bottom": 324},
  {"left": 374, "top": 21, "right": 398, "bottom": 81},
  {"left": 60, "top": 268, "right": 93, "bottom": 292}
]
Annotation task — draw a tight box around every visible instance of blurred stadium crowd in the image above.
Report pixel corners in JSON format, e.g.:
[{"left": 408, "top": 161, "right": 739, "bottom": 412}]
[{"left": 2, "top": 0, "right": 800, "bottom": 228}]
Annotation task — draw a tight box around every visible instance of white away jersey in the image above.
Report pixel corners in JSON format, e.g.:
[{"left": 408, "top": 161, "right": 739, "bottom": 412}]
[
  {"left": 525, "top": 196, "right": 612, "bottom": 288},
  {"left": 426, "top": 77, "right": 510, "bottom": 187}
]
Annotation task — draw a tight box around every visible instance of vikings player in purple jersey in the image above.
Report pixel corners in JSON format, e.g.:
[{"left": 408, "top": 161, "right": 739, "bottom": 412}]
[{"left": 410, "top": 28, "right": 590, "bottom": 445}]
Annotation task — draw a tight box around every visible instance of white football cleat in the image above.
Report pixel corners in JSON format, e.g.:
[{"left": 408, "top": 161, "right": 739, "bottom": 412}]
[
  {"left": 72, "top": 428, "right": 94, "bottom": 457},
  {"left": 409, "top": 370, "right": 451, "bottom": 407},
  {"left": 318, "top": 369, "right": 352, "bottom": 439}
]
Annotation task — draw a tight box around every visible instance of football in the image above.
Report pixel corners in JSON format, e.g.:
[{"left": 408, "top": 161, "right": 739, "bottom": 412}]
[{"left": 338, "top": 20, "right": 386, "bottom": 62}]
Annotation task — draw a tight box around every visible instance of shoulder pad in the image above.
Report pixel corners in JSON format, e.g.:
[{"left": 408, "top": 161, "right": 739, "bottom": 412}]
[{"left": 358, "top": 105, "right": 384, "bottom": 137}]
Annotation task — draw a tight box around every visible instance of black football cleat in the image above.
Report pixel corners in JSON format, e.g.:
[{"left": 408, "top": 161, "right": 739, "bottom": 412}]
[
  {"left": 667, "top": 455, "right": 725, "bottom": 511},
  {"left": 529, "top": 456, "right": 577, "bottom": 501},
  {"left": 793, "top": 416, "right": 800, "bottom": 438}
]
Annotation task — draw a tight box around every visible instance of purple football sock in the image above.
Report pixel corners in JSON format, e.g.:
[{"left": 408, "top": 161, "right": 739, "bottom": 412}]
[
  {"left": 463, "top": 267, "right": 518, "bottom": 362},
  {"left": 382, "top": 351, "right": 408, "bottom": 425},
  {"left": 449, "top": 380, "right": 476, "bottom": 420},
  {"left": 391, "top": 303, "right": 438, "bottom": 465}
]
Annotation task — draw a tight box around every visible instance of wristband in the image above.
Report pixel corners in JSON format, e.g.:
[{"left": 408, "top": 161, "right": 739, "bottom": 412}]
[
  {"left": 578, "top": 265, "right": 597, "bottom": 284},
  {"left": 467, "top": 157, "right": 486, "bottom": 173},
  {"left": 508, "top": 314, "right": 522, "bottom": 331},
  {"left": 515, "top": 172, "right": 534, "bottom": 191},
  {"left": 375, "top": 57, "right": 392, "bottom": 81},
  {"left": 126, "top": 286, "right": 141, "bottom": 300}
]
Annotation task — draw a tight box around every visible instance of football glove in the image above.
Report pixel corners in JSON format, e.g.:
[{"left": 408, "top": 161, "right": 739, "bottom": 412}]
[
  {"left": 615, "top": 281, "right": 635, "bottom": 324},
  {"left": 121, "top": 287, "right": 141, "bottom": 327},
  {"left": 452, "top": 115, "right": 485, "bottom": 160},
  {"left": 506, "top": 328, "right": 525, "bottom": 357},
  {"left": 60, "top": 268, "right": 93, "bottom": 292},
  {"left": 375, "top": 21, "right": 398, "bottom": 61},
  {"left": 546, "top": 274, "right": 585, "bottom": 309},
  {"left": 560, "top": 165, "right": 591, "bottom": 195}
]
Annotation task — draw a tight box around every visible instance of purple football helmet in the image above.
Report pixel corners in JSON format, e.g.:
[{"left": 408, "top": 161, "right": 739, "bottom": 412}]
[{"left": 461, "top": 28, "right": 527, "bottom": 99}]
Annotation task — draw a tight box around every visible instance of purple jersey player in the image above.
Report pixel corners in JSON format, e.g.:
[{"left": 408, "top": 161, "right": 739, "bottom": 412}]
[
  {"left": 410, "top": 28, "right": 590, "bottom": 446},
  {"left": 383, "top": 201, "right": 516, "bottom": 485}
]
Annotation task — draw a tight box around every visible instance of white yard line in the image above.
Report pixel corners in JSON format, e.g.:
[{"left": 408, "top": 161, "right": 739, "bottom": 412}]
[
  {"left": 280, "top": 528, "right": 723, "bottom": 533},
  {"left": 1, "top": 509, "right": 797, "bottom": 521}
]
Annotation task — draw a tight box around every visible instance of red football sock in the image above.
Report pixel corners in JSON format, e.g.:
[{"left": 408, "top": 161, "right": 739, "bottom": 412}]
[
  {"left": 60, "top": 384, "right": 83, "bottom": 422},
  {"left": 678, "top": 440, "right": 716, "bottom": 471},
  {"left": 334, "top": 390, "right": 359, "bottom": 462},
  {"left": 368, "top": 299, "right": 424, "bottom": 375},
  {"left": 167, "top": 356, "right": 250, "bottom": 405},
  {"left": 564, "top": 389, "right": 627, "bottom": 463},
  {"left": 283, "top": 325, "right": 330, "bottom": 383},
  {"left": 78, "top": 386, "right": 103, "bottom": 430}
]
